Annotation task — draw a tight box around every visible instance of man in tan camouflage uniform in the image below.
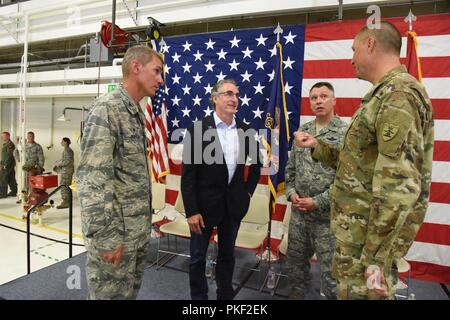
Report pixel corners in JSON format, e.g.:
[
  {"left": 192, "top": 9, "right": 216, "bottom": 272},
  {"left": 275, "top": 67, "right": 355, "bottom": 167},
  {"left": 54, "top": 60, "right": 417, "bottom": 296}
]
[
  {"left": 76, "top": 46, "right": 164, "bottom": 299},
  {"left": 285, "top": 82, "right": 347, "bottom": 300},
  {"left": 53, "top": 137, "right": 74, "bottom": 209},
  {"left": 294, "top": 21, "right": 434, "bottom": 300}
]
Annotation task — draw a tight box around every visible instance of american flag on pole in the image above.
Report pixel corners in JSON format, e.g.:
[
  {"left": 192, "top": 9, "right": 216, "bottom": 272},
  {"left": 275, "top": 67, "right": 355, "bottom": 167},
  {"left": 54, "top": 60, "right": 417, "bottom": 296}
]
[
  {"left": 145, "top": 82, "right": 170, "bottom": 182},
  {"left": 158, "top": 12, "right": 450, "bottom": 284},
  {"left": 157, "top": 25, "right": 303, "bottom": 143}
]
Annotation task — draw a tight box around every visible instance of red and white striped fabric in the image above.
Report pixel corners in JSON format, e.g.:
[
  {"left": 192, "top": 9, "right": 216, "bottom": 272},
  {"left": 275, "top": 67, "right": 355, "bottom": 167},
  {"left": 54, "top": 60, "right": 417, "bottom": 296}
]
[
  {"left": 145, "top": 96, "right": 170, "bottom": 182},
  {"left": 302, "top": 13, "right": 450, "bottom": 284},
  {"left": 163, "top": 13, "right": 450, "bottom": 284}
]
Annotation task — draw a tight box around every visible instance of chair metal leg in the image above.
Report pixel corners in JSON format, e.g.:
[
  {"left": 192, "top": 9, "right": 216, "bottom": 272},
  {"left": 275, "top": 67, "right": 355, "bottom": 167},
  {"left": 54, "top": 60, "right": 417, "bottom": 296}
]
[
  {"left": 406, "top": 268, "right": 411, "bottom": 298},
  {"left": 156, "top": 236, "right": 161, "bottom": 267},
  {"left": 256, "top": 244, "right": 267, "bottom": 290},
  {"left": 152, "top": 231, "right": 169, "bottom": 269},
  {"left": 395, "top": 270, "right": 411, "bottom": 299}
]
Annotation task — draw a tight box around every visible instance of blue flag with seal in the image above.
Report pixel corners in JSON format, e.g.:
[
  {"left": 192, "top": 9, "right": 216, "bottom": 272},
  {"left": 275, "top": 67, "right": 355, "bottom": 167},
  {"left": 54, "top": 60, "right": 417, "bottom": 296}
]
[{"left": 263, "top": 41, "right": 291, "bottom": 215}]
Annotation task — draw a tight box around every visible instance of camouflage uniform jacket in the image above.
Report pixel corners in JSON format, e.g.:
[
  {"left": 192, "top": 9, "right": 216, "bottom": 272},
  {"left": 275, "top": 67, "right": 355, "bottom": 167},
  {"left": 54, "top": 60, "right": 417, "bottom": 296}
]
[
  {"left": 57, "top": 147, "right": 75, "bottom": 175},
  {"left": 285, "top": 116, "right": 347, "bottom": 222},
  {"left": 76, "top": 86, "right": 152, "bottom": 253},
  {"left": 1, "top": 140, "right": 16, "bottom": 169},
  {"left": 313, "top": 65, "right": 434, "bottom": 268},
  {"left": 24, "top": 142, "right": 44, "bottom": 170}
]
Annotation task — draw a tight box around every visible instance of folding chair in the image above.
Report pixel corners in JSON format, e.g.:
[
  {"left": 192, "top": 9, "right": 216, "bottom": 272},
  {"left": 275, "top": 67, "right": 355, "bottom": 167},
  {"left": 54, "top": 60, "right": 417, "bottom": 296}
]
[
  {"left": 151, "top": 182, "right": 166, "bottom": 225},
  {"left": 156, "top": 192, "right": 191, "bottom": 267}
]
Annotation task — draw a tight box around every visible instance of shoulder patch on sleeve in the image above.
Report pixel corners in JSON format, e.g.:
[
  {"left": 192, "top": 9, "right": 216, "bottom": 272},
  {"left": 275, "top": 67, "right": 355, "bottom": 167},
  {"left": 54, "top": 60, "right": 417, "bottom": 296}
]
[
  {"left": 377, "top": 104, "right": 414, "bottom": 158},
  {"left": 381, "top": 123, "right": 399, "bottom": 141}
]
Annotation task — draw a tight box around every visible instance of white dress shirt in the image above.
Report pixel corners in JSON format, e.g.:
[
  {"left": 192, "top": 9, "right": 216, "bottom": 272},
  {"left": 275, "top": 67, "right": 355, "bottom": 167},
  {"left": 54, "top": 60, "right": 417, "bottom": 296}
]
[{"left": 213, "top": 112, "right": 239, "bottom": 184}]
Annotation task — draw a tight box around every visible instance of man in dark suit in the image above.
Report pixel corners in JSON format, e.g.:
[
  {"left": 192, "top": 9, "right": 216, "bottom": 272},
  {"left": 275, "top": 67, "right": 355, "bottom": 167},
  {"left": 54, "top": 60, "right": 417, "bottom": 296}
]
[{"left": 181, "top": 79, "right": 262, "bottom": 300}]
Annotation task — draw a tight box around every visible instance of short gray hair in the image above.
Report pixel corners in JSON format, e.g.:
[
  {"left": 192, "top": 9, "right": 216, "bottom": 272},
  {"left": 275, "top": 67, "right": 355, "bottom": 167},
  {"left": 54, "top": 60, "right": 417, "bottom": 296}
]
[
  {"left": 356, "top": 21, "right": 402, "bottom": 55},
  {"left": 122, "top": 45, "right": 163, "bottom": 77},
  {"left": 209, "top": 79, "right": 238, "bottom": 108}
]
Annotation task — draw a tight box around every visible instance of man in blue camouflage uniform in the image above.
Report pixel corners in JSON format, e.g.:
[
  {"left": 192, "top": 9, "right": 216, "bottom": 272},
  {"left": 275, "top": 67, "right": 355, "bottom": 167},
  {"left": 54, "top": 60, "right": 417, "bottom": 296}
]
[
  {"left": 285, "top": 82, "right": 347, "bottom": 300},
  {"left": 294, "top": 22, "right": 434, "bottom": 300},
  {"left": 18, "top": 131, "right": 45, "bottom": 202},
  {"left": 22, "top": 131, "right": 45, "bottom": 174},
  {"left": 76, "top": 46, "right": 164, "bottom": 299}
]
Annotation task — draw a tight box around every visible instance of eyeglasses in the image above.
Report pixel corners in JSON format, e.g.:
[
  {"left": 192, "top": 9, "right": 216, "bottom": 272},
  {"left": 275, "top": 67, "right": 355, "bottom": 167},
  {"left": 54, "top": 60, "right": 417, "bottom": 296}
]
[{"left": 217, "top": 91, "right": 240, "bottom": 99}]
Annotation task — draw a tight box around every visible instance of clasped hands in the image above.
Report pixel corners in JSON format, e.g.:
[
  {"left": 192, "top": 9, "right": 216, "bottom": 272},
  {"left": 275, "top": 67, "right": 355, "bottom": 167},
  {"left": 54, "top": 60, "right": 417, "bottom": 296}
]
[{"left": 290, "top": 193, "right": 317, "bottom": 213}]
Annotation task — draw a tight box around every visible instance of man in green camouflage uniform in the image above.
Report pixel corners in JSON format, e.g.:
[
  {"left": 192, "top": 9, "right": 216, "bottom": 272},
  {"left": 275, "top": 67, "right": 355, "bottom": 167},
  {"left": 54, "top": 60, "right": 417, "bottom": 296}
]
[
  {"left": 53, "top": 137, "right": 74, "bottom": 209},
  {"left": 76, "top": 46, "right": 164, "bottom": 299},
  {"left": 0, "top": 132, "right": 18, "bottom": 198},
  {"left": 294, "top": 22, "right": 434, "bottom": 300},
  {"left": 285, "top": 82, "right": 347, "bottom": 300}
]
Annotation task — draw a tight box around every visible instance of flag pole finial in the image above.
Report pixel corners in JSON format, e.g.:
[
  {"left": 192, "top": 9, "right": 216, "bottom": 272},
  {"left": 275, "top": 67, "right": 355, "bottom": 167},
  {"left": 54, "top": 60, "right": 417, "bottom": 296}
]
[
  {"left": 159, "top": 37, "right": 166, "bottom": 52},
  {"left": 274, "top": 23, "right": 283, "bottom": 42},
  {"left": 404, "top": 9, "right": 417, "bottom": 32}
]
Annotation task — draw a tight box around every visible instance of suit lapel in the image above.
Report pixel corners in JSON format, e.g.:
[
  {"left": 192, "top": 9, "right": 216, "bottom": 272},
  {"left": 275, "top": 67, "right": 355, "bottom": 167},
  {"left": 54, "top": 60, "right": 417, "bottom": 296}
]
[
  {"left": 204, "top": 115, "right": 224, "bottom": 159},
  {"left": 203, "top": 115, "right": 216, "bottom": 130}
]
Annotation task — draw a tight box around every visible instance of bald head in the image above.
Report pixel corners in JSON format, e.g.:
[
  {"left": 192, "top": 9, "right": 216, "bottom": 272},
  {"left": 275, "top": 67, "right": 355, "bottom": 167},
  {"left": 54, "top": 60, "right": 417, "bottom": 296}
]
[{"left": 356, "top": 21, "right": 402, "bottom": 55}]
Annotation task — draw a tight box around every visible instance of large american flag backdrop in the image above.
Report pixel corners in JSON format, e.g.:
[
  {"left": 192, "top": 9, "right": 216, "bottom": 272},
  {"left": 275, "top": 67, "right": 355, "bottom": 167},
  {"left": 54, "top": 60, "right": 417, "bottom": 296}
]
[{"left": 156, "top": 13, "right": 450, "bottom": 284}]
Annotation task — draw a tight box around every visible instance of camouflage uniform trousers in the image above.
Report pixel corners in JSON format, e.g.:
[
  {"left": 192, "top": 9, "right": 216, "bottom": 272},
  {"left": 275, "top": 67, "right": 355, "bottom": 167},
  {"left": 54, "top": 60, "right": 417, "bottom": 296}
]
[
  {"left": 85, "top": 244, "right": 149, "bottom": 300},
  {"left": 285, "top": 217, "right": 337, "bottom": 299},
  {"left": 59, "top": 172, "right": 73, "bottom": 204},
  {"left": 333, "top": 240, "right": 397, "bottom": 300},
  {"left": 0, "top": 168, "right": 17, "bottom": 197}
]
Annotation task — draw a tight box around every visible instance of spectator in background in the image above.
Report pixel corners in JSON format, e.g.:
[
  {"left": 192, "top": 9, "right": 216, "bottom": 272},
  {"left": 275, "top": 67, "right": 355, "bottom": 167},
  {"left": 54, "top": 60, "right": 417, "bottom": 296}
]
[
  {"left": 22, "top": 131, "right": 45, "bottom": 174},
  {"left": 53, "top": 137, "right": 74, "bottom": 209},
  {"left": 0, "top": 132, "right": 18, "bottom": 198},
  {"left": 16, "top": 131, "right": 45, "bottom": 203}
]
